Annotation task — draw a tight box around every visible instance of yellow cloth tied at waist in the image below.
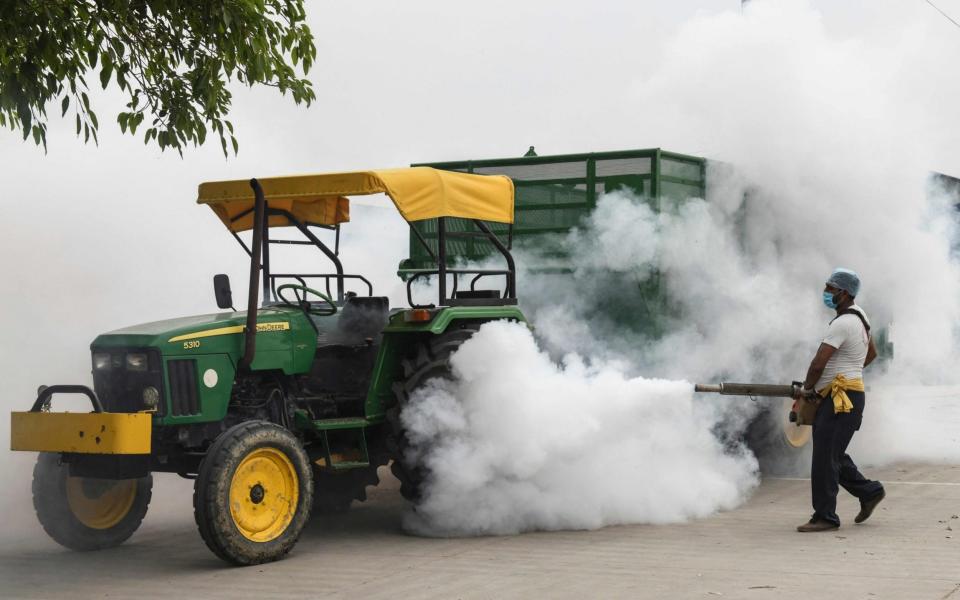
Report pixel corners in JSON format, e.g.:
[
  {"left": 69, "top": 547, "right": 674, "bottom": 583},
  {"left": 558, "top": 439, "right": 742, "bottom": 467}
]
[{"left": 817, "top": 374, "right": 864, "bottom": 414}]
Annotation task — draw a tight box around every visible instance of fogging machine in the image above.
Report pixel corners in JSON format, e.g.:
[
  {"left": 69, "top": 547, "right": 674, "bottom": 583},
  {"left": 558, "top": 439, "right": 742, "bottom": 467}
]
[{"left": 694, "top": 381, "right": 818, "bottom": 426}]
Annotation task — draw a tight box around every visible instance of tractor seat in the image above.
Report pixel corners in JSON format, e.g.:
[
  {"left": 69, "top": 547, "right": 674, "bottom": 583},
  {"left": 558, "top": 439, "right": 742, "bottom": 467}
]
[
  {"left": 453, "top": 290, "right": 501, "bottom": 299},
  {"left": 332, "top": 295, "right": 389, "bottom": 343}
]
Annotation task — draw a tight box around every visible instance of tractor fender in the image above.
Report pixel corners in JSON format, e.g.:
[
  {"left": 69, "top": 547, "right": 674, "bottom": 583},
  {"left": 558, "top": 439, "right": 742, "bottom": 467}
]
[{"left": 364, "top": 306, "right": 528, "bottom": 420}]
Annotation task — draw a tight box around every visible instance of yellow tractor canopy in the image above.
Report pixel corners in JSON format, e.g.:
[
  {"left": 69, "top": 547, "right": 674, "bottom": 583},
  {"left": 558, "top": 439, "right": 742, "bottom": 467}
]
[{"left": 197, "top": 167, "right": 515, "bottom": 232}]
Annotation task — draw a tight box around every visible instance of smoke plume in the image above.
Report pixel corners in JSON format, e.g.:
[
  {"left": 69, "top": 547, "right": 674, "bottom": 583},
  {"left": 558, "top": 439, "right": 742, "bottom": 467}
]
[
  {"left": 399, "top": 0, "right": 960, "bottom": 535},
  {"left": 401, "top": 321, "right": 758, "bottom": 536}
]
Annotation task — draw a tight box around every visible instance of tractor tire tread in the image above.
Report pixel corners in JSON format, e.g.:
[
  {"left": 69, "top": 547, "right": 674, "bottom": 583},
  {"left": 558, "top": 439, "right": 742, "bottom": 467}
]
[
  {"left": 193, "top": 420, "right": 312, "bottom": 566},
  {"left": 32, "top": 452, "right": 152, "bottom": 552}
]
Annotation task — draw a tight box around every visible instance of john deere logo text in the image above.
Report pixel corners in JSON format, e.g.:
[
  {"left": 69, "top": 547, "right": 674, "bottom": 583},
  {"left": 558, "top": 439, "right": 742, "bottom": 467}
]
[{"left": 168, "top": 321, "right": 291, "bottom": 343}]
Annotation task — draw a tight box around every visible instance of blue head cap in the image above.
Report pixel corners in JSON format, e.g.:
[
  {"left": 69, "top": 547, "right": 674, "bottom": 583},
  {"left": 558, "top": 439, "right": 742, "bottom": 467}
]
[{"left": 826, "top": 267, "right": 860, "bottom": 297}]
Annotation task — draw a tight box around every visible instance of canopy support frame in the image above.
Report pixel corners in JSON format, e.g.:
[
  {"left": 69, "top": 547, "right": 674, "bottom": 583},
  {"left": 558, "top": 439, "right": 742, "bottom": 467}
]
[{"left": 404, "top": 217, "right": 518, "bottom": 309}]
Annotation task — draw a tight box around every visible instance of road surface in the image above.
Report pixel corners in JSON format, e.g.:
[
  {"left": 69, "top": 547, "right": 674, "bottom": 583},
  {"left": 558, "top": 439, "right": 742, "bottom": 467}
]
[{"left": 1, "top": 462, "right": 958, "bottom": 599}]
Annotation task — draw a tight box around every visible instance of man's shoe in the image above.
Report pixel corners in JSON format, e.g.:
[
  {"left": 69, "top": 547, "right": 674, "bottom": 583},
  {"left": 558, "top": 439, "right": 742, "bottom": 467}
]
[
  {"left": 797, "top": 519, "right": 840, "bottom": 532},
  {"left": 855, "top": 490, "right": 886, "bottom": 524}
]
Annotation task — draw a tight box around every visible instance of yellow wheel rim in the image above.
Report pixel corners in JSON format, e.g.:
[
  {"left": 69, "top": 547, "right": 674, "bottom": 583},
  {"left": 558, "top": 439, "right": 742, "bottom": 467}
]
[
  {"left": 782, "top": 399, "right": 812, "bottom": 448},
  {"left": 229, "top": 447, "right": 299, "bottom": 543},
  {"left": 66, "top": 477, "right": 137, "bottom": 530}
]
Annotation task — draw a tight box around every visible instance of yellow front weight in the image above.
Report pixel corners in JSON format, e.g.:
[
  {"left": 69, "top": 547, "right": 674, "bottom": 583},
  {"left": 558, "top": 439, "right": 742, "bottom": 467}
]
[
  {"left": 10, "top": 412, "right": 152, "bottom": 455},
  {"left": 229, "top": 447, "right": 299, "bottom": 543}
]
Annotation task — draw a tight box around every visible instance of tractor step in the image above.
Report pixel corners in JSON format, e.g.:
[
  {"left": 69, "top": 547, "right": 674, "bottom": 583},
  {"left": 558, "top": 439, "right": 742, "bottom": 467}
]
[
  {"left": 326, "top": 426, "right": 369, "bottom": 469},
  {"left": 313, "top": 454, "right": 370, "bottom": 469},
  {"left": 293, "top": 412, "right": 372, "bottom": 471},
  {"left": 329, "top": 460, "right": 370, "bottom": 470},
  {"left": 310, "top": 417, "right": 368, "bottom": 431}
]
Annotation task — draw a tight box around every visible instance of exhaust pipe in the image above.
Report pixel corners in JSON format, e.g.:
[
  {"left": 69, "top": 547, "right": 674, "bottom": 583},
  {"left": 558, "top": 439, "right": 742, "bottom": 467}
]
[{"left": 239, "top": 178, "right": 266, "bottom": 370}]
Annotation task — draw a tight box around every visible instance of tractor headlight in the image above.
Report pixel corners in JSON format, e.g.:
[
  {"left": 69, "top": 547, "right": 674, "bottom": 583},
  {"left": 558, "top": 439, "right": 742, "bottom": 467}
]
[
  {"left": 93, "top": 352, "right": 112, "bottom": 371},
  {"left": 126, "top": 353, "right": 148, "bottom": 371},
  {"left": 142, "top": 386, "right": 160, "bottom": 410}
]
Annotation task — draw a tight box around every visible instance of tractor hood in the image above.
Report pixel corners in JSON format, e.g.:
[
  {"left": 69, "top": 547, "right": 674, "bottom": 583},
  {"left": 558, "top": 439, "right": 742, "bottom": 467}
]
[
  {"left": 90, "top": 307, "right": 315, "bottom": 367},
  {"left": 94, "top": 310, "right": 272, "bottom": 347},
  {"left": 96, "top": 312, "right": 248, "bottom": 345}
]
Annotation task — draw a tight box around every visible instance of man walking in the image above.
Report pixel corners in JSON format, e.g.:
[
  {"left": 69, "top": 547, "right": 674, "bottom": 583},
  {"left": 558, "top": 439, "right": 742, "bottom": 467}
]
[{"left": 795, "top": 268, "right": 885, "bottom": 532}]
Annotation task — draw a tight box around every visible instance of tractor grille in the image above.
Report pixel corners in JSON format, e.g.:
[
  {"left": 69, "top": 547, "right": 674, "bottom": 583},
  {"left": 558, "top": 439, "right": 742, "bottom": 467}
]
[
  {"left": 91, "top": 348, "right": 164, "bottom": 415},
  {"left": 168, "top": 359, "right": 200, "bottom": 416}
]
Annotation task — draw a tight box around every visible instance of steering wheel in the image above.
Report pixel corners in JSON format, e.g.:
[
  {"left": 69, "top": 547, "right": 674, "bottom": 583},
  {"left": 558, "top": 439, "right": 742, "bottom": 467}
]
[{"left": 276, "top": 284, "right": 338, "bottom": 316}]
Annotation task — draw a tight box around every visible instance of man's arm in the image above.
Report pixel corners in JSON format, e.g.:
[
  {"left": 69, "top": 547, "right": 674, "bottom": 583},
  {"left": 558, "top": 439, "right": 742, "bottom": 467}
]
[
  {"left": 803, "top": 342, "right": 837, "bottom": 391},
  {"left": 864, "top": 335, "right": 877, "bottom": 367}
]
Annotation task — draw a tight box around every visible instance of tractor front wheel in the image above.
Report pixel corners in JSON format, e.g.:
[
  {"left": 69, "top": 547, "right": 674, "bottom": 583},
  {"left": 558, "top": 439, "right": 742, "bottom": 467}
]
[
  {"left": 193, "top": 421, "right": 312, "bottom": 566},
  {"left": 32, "top": 452, "right": 152, "bottom": 551}
]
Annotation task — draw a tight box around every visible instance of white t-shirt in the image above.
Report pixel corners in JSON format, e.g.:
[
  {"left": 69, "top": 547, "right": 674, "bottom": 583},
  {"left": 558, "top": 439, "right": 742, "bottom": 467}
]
[{"left": 815, "top": 304, "right": 871, "bottom": 391}]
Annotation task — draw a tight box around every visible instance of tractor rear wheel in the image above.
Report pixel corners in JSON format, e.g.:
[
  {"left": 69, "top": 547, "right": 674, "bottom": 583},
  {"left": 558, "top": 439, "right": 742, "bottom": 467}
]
[
  {"left": 387, "top": 322, "right": 481, "bottom": 502},
  {"left": 193, "top": 421, "right": 312, "bottom": 565},
  {"left": 32, "top": 452, "right": 152, "bottom": 551}
]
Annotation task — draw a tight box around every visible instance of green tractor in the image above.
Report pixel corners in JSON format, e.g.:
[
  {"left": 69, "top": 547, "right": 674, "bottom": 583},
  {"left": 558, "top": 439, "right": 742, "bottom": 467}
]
[{"left": 10, "top": 167, "right": 525, "bottom": 565}]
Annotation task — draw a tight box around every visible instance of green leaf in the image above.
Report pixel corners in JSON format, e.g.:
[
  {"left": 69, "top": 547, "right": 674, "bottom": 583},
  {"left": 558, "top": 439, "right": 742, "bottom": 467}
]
[
  {"left": 61, "top": 96, "right": 70, "bottom": 117},
  {"left": 17, "top": 103, "right": 31, "bottom": 135},
  {"left": 99, "top": 51, "right": 114, "bottom": 89},
  {"left": 130, "top": 112, "right": 143, "bottom": 134},
  {"left": 100, "top": 63, "right": 113, "bottom": 89}
]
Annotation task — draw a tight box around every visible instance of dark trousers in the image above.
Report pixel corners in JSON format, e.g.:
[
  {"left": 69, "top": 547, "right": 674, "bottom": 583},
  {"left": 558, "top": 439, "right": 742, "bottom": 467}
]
[{"left": 810, "top": 390, "right": 884, "bottom": 525}]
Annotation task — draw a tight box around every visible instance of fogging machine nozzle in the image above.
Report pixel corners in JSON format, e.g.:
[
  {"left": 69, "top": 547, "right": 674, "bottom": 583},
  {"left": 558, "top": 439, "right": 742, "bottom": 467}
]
[{"left": 694, "top": 381, "right": 802, "bottom": 398}]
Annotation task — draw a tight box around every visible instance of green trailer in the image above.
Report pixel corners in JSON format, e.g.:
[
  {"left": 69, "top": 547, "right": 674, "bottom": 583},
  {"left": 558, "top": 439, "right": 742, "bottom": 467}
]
[
  {"left": 406, "top": 148, "right": 708, "bottom": 339},
  {"left": 405, "top": 147, "right": 706, "bottom": 270},
  {"left": 10, "top": 167, "right": 525, "bottom": 565}
]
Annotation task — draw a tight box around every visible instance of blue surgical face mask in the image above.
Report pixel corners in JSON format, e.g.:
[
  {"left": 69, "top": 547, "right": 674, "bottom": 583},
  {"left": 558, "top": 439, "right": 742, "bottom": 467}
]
[{"left": 823, "top": 291, "right": 838, "bottom": 309}]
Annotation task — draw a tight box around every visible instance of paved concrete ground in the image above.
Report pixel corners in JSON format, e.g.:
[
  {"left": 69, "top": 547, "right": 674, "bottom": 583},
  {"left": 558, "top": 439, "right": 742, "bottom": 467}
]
[{"left": 1, "top": 463, "right": 958, "bottom": 600}]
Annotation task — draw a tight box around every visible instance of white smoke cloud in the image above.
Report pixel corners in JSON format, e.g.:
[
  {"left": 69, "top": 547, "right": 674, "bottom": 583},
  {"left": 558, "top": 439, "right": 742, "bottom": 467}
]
[
  {"left": 854, "top": 384, "right": 960, "bottom": 467},
  {"left": 401, "top": 321, "right": 758, "bottom": 536},
  {"left": 399, "top": 0, "right": 960, "bottom": 535}
]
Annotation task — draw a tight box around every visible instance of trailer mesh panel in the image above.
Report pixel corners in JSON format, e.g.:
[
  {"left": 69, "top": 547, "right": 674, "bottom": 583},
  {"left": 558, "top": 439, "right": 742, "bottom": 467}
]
[{"left": 405, "top": 150, "right": 706, "bottom": 270}]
